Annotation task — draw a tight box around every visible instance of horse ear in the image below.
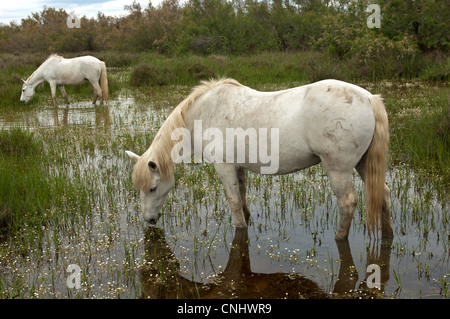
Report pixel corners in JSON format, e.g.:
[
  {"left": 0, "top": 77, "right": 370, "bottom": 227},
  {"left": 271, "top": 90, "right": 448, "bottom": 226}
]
[
  {"left": 148, "top": 161, "right": 157, "bottom": 171},
  {"left": 125, "top": 150, "right": 140, "bottom": 163}
]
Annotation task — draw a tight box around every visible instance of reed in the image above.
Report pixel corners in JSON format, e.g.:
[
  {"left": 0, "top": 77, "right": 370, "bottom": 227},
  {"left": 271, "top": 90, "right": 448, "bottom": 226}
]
[{"left": 0, "top": 67, "right": 448, "bottom": 299}]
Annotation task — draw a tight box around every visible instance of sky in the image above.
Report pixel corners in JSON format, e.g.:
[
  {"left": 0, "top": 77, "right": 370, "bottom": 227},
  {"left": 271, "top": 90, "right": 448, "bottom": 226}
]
[{"left": 0, "top": 0, "right": 164, "bottom": 25}]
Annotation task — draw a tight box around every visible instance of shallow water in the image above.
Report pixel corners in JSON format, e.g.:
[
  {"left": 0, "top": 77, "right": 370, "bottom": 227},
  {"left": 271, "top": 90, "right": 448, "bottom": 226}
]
[{"left": 0, "top": 91, "right": 448, "bottom": 299}]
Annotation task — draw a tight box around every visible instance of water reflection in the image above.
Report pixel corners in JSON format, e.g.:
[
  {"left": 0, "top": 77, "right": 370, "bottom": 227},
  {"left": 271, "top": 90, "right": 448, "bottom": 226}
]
[
  {"left": 140, "top": 227, "right": 392, "bottom": 299},
  {"left": 50, "top": 104, "right": 111, "bottom": 129},
  {"left": 334, "top": 239, "right": 392, "bottom": 295},
  {"left": 94, "top": 105, "right": 111, "bottom": 129},
  {"left": 52, "top": 106, "right": 68, "bottom": 126},
  {"left": 0, "top": 103, "right": 112, "bottom": 130}
]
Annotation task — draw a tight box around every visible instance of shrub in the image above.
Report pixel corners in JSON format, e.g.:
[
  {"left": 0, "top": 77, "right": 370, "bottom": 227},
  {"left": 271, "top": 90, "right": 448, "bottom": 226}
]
[
  {"left": 97, "top": 51, "right": 137, "bottom": 68},
  {"left": 186, "top": 63, "right": 215, "bottom": 80},
  {"left": 420, "top": 53, "right": 450, "bottom": 81},
  {"left": 130, "top": 63, "right": 175, "bottom": 86}
]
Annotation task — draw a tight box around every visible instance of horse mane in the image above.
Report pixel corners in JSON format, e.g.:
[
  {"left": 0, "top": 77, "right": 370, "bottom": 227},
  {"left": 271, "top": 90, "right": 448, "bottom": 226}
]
[
  {"left": 132, "top": 78, "right": 242, "bottom": 188},
  {"left": 25, "top": 54, "right": 64, "bottom": 84},
  {"left": 48, "top": 53, "right": 64, "bottom": 60}
]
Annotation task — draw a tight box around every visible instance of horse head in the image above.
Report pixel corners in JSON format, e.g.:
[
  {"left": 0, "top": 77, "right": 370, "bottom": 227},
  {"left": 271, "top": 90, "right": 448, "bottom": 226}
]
[
  {"left": 126, "top": 150, "right": 175, "bottom": 224},
  {"left": 20, "top": 80, "right": 35, "bottom": 103}
]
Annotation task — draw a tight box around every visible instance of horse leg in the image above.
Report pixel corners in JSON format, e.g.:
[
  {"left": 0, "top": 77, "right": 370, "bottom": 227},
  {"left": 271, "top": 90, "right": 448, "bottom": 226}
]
[
  {"left": 333, "top": 239, "right": 359, "bottom": 294},
  {"left": 355, "top": 160, "right": 393, "bottom": 239},
  {"left": 215, "top": 163, "right": 248, "bottom": 228},
  {"left": 327, "top": 169, "right": 358, "bottom": 240},
  {"left": 91, "top": 82, "right": 102, "bottom": 105},
  {"left": 237, "top": 168, "right": 250, "bottom": 224},
  {"left": 58, "top": 85, "right": 70, "bottom": 105},
  {"left": 50, "top": 83, "right": 57, "bottom": 106}
]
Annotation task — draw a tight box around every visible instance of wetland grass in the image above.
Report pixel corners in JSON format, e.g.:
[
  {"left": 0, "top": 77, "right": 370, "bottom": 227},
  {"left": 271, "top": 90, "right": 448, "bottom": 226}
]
[
  {"left": 0, "top": 128, "right": 52, "bottom": 235},
  {"left": 0, "top": 58, "right": 448, "bottom": 298},
  {"left": 384, "top": 84, "right": 449, "bottom": 189}
]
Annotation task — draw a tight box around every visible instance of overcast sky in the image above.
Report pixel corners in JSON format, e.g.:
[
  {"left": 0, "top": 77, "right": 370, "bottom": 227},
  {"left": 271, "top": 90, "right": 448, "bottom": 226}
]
[{"left": 0, "top": 0, "right": 163, "bottom": 25}]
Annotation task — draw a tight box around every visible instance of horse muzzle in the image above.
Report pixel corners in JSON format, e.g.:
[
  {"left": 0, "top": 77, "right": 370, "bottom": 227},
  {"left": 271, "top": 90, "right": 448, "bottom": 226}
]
[{"left": 142, "top": 210, "right": 161, "bottom": 225}]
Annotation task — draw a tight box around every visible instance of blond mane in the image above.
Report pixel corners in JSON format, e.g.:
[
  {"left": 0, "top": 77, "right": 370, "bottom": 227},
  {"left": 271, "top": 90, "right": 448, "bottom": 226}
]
[{"left": 132, "top": 78, "right": 242, "bottom": 189}]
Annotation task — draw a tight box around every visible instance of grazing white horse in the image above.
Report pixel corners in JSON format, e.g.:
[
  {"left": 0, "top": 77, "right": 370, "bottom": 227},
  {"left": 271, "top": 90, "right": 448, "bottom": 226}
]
[
  {"left": 20, "top": 54, "right": 108, "bottom": 106},
  {"left": 126, "top": 78, "right": 393, "bottom": 240}
]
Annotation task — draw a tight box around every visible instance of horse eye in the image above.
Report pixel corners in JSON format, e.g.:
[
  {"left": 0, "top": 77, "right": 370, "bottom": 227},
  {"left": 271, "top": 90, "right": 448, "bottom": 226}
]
[{"left": 150, "top": 186, "right": 157, "bottom": 192}]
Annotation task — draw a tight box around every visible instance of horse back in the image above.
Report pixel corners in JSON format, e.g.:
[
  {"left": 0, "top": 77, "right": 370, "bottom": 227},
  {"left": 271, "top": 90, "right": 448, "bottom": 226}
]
[
  {"left": 300, "top": 80, "right": 376, "bottom": 168},
  {"left": 50, "top": 56, "right": 102, "bottom": 84},
  {"left": 191, "top": 80, "right": 376, "bottom": 173}
]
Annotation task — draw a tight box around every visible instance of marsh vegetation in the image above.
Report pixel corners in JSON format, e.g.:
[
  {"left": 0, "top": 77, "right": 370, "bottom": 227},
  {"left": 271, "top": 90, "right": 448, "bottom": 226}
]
[
  {"left": 0, "top": 0, "right": 449, "bottom": 299},
  {"left": 0, "top": 56, "right": 448, "bottom": 298}
]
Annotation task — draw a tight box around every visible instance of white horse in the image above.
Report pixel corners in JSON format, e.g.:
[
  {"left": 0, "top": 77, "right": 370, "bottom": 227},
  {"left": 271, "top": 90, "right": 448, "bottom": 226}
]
[
  {"left": 20, "top": 54, "right": 108, "bottom": 106},
  {"left": 126, "top": 78, "right": 393, "bottom": 240}
]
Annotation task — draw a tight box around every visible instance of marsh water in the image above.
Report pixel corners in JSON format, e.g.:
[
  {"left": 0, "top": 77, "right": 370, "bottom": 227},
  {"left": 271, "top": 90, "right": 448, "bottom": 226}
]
[{"left": 0, "top": 86, "right": 448, "bottom": 299}]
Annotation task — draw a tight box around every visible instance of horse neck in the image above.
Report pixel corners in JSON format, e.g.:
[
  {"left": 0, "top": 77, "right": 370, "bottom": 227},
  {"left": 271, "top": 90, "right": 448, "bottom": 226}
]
[
  {"left": 26, "top": 71, "right": 44, "bottom": 88},
  {"left": 27, "top": 59, "right": 53, "bottom": 87}
]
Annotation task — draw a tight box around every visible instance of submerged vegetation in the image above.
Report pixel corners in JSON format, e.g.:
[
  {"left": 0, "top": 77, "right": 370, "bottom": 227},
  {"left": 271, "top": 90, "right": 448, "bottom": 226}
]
[
  {"left": 0, "top": 128, "right": 45, "bottom": 234},
  {"left": 0, "top": 127, "right": 103, "bottom": 240},
  {"left": 0, "top": 79, "right": 448, "bottom": 298},
  {"left": 0, "top": 0, "right": 448, "bottom": 300}
]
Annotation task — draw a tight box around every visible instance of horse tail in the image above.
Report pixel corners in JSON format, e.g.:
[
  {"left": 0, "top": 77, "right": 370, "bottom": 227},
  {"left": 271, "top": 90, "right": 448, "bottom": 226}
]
[
  {"left": 100, "top": 61, "right": 108, "bottom": 103},
  {"left": 365, "top": 94, "right": 389, "bottom": 237}
]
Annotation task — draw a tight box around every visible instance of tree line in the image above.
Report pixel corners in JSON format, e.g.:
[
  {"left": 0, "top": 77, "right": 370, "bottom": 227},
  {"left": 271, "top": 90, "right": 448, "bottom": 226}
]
[{"left": 0, "top": 0, "right": 448, "bottom": 57}]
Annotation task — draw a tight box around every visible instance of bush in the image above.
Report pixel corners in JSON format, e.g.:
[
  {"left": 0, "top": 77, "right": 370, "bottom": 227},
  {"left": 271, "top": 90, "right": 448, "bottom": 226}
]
[
  {"left": 1, "top": 1, "right": 449, "bottom": 56},
  {"left": 97, "top": 51, "right": 137, "bottom": 68},
  {"left": 130, "top": 63, "right": 175, "bottom": 86},
  {"left": 186, "top": 63, "right": 215, "bottom": 80},
  {"left": 420, "top": 53, "right": 450, "bottom": 81}
]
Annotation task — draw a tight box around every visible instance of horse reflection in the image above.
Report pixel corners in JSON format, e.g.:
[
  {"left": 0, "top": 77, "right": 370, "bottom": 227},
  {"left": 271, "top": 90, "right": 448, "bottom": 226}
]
[
  {"left": 140, "top": 227, "right": 392, "bottom": 299},
  {"left": 140, "top": 227, "right": 326, "bottom": 299},
  {"left": 95, "top": 105, "right": 111, "bottom": 129},
  {"left": 53, "top": 106, "right": 69, "bottom": 126},
  {"left": 51, "top": 104, "right": 111, "bottom": 129},
  {"left": 334, "top": 238, "right": 392, "bottom": 295}
]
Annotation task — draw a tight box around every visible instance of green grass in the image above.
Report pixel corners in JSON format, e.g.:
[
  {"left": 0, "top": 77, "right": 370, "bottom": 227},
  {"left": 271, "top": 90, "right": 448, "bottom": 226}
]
[
  {"left": 0, "top": 128, "right": 49, "bottom": 234},
  {"left": 132, "top": 50, "right": 449, "bottom": 85},
  {"left": 1, "top": 51, "right": 448, "bottom": 108},
  {"left": 0, "top": 54, "right": 448, "bottom": 298},
  {"left": 0, "top": 128, "right": 95, "bottom": 240},
  {"left": 379, "top": 82, "right": 450, "bottom": 189}
]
